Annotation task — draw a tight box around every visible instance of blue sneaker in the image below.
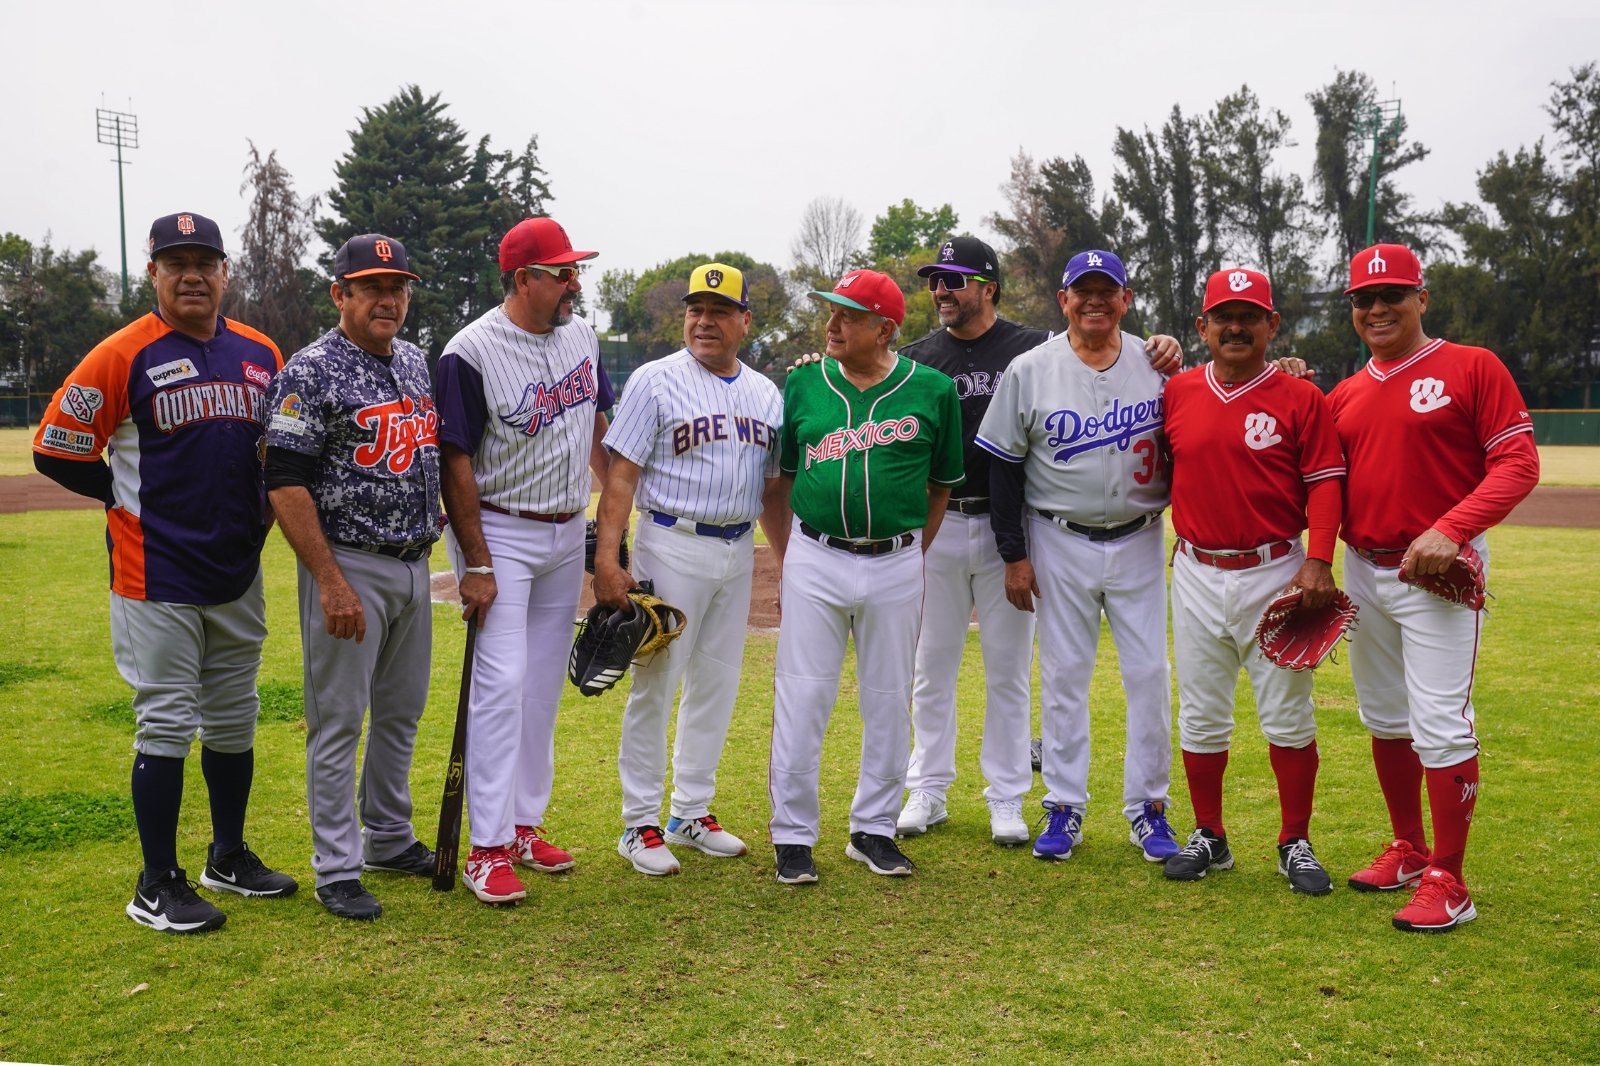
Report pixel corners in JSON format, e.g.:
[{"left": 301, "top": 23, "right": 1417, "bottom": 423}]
[
  {"left": 1032, "top": 803, "right": 1082, "bottom": 861},
  {"left": 1130, "top": 801, "right": 1180, "bottom": 862}
]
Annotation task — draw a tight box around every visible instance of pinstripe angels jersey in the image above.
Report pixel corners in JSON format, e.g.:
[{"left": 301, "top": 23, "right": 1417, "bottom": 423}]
[
  {"left": 435, "top": 307, "right": 615, "bottom": 513},
  {"left": 779, "top": 354, "right": 964, "bottom": 540},
  {"left": 603, "top": 349, "right": 782, "bottom": 525}
]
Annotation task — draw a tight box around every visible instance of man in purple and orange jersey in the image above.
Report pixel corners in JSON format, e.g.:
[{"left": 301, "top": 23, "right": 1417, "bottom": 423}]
[{"left": 34, "top": 211, "right": 298, "bottom": 934}]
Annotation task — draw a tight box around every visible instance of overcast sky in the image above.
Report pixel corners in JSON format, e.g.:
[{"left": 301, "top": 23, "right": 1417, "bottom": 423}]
[{"left": 3, "top": 0, "right": 1596, "bottom": 295}]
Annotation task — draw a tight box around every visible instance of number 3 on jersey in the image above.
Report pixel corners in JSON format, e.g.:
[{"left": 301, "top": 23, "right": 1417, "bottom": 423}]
[{"left": 1132, "top": 437, "right": 1167, "bottom": 486}]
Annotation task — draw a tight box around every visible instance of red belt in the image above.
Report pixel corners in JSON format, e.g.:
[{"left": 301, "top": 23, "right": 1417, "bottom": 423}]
[
  {"left": 1179, "top": 539, "right": 1294, "bottom": 570},
  {"left": 481, "top": 501, "right": 580, "bottom": 523},
  {"left": 1353, "top": 546, "right": 1406, "bottom": 568}
]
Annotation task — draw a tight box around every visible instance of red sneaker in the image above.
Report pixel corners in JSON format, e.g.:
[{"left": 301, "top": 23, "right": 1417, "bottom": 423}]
[
  {"left": 462, "top": 846, "right": 527, "bottom": 904},
  {"left": 511, "top": 825, "right": 575, "bottom": 873},
  {"left": 1347, "top": 839, "right": 1430, "bottom": 892},
  {"left": 1392, "top": 868, "right": 1477, "bottom": 933}
]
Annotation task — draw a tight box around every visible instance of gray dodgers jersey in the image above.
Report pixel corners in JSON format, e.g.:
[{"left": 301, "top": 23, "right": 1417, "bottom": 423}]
[
  {"left": 975, "top": 330, "right": 1170, "bottom": 525},
  {"left": 604, "top": 349, "right": 783, "bottom": 525}
]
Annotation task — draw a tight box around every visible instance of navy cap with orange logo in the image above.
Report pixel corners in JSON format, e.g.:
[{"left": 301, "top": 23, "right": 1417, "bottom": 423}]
[
  {"left": 148, "top": 212, "right": 226, "bottom": 258},
  {"left": 334, "top": 233, "right": 422, "bottom": 281}
]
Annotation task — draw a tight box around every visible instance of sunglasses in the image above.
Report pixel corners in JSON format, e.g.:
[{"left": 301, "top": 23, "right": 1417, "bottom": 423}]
[
  {"left": 522, "top": 263, "right": 582, "bottom": 284},
  {"left": 926, "top": 271, "right": 992, "bottom": 292},
  {"left": 1348, "top": 286, "right": 1421, "bottom": 310}
]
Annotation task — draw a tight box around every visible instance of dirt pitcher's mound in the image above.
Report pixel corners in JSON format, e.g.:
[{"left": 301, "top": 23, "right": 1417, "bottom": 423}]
[{"left": 430, "top": 545, "right": 784, "bottom": 631}]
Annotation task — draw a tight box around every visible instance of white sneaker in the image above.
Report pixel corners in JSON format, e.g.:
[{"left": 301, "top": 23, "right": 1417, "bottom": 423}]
[
  {"left": 896, "top": 790, "right": 948, "bottom": 837},
  {"left": 618, "top": 826, "right": 681, "bottom": 876},
  {"left": 665, "top": 814, "right": 748, "bottom": 857},
  {"left": 988, "top": 798, "right": 1029, "bottom": 845}
]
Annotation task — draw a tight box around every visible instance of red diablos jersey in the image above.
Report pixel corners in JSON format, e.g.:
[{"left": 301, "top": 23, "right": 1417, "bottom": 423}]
[
  {"left": 1165, "top": 363, "right": 1344, "bottom": 550},
  {"left": 1328, "top": 339, "right": 1535, "bottom": 549}
]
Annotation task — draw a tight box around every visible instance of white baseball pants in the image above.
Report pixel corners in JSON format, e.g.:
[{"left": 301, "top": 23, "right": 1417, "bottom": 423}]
[
  {"left": 1029, "top": 514, "right": 1172, "bottom": 821},
  {"left": 905, "top": 511, "right": 1035, "bottom": 805},
  {"left": 769, "top": 518, "right": 924, "bottom": 845}
]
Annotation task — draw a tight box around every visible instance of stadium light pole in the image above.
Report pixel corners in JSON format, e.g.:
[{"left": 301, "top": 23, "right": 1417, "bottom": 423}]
[
  {"left": 95, "top": 106, "right": 140, "bottom": 303},
  {"left": 1359, "top": 98, "right": 1402, "bottom": 364}
]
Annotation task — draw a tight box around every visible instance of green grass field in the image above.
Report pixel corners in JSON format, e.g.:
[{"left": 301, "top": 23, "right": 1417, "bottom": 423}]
[
  {"left": 4, "top": 426, "right": 1598, "bottom": 486},
  {"left": 0, "top": 510, "right": 1596, "bottom": 1063}
]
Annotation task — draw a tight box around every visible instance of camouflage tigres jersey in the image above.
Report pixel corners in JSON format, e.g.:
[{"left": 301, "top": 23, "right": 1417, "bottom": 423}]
[{"left": 264, "top": 329, "right": 442, "bottom": 549}]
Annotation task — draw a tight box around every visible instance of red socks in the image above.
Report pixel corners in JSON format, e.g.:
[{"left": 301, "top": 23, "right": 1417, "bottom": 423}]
[
  {"left": 1268, "top": 741, "right": 1318, "bottom": 844},
  {"left": 1425, "top": 757, "right": 1479, "bottom": 881},
  {"left": 1181, "top": 749, "right": 1229, "bottom": 836},
  {"left": 1371, "top": 737, "right": 1429, "bottom": 853}
]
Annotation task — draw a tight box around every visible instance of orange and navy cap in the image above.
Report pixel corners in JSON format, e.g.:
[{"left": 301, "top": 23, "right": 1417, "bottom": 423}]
[
  {"left": 1202, "top": 268, "right": 1274, "bottom": 313},
  {"left": 683, "top": 263, "right": 749, "bottom": 309},
  {"left": 499, "top": 217, "right": 598, "bottom": 271},
  {"left": 807, "top": 269, "right": 906, "bottom": 327},
  {"left": 148, "top": 212, "right": 225, "bottom": 258},
  {"left": 334, "top": 234, "right": 421, "bottom": 281},
  {"left": 1345, "top": 243, "right": 1423, "bottom": 293}
]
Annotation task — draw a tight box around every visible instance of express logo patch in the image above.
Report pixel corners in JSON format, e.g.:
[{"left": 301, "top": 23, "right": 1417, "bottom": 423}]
[
  {"left": 146, "top": 358, "right": 199, "bottom": 386},
  {"left": 61, "top": 385, "right": 104, "bottom": 424},
  {"left": 242, "top": 362, "right": 272, "bottom": 390}
]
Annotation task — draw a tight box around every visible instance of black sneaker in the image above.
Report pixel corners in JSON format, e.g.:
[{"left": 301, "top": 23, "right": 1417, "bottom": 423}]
[
  {"left": 1030, "top": 737, "right": 1043, "bottom": 772},
  {"left": 126, "top": 868, "right": 226, "bottom": 933},
  {"left": 845, "top": 832, "right": 915, "bottom": 876},
  {"left": 1277, "top": 838, "right": 1334, "bottom": 896},
  {"left": 363, "top": 840, "right": 435, "bottom": 877},
  {"left": 774, "top": 844, "right": 818, "bottom": 885},
  {"left": 200, "top": 842, "right": 299, "bottom": 898},
  {"left": 1164, "top": 828, "right": 1234, "bottom": 881},
  {"left": 317, "top": 878, "right": 382, "bottom": 920}
]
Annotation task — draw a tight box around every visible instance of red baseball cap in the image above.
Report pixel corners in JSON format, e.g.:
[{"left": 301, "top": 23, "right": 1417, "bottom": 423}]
[
  {"left": 1346, "top": 243, "right": 1423, "bottom": 293},
  {"left": 807, "top": 269, "right": 906, "bottom": 326},
  {"left": 498, "top": 217, "right": 598, "bottom": 271},
  {"left": 1202, "top": 268, "right": 1273, "bottom": 313}
]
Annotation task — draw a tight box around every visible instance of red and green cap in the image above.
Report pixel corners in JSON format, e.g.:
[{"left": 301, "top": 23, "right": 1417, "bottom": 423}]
[{"left": 807, "top": 269, "right": 906, "bottom": 326}]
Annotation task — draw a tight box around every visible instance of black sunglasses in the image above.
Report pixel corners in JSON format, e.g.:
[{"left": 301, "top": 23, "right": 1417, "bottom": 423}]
[
  {"left": 1348, "top": 286, "right": 1422, "bottom": 310},
  {"left": 926, "top": 271, "right": 992, "bottom": 292}
]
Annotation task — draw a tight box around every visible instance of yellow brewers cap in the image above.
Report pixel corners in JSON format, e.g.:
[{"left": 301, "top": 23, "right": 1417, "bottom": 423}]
[{"left": 683, "top": 263, "right": 749, "bottom": 309}]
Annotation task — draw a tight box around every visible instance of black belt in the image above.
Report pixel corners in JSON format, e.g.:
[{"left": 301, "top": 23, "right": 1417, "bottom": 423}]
[
  {"left": 651, "top": 510, "right": 751, "bottom": 540},
  {"left": 1036, "top": 510, "right": 1160, "bottom": 542},
  {"left": 333, "top": 539, "right": 431, "bottom": 562},
  {"left": 947, "top": 497, "right": 991, "bottom": 516},
  {"left": 799, "top": 521, "right": 914, "bottom": 556}
]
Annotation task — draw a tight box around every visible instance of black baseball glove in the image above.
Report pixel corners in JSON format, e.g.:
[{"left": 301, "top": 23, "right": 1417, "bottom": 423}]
[
  {"left": 583, "top": 519, "right": 630, "bottom": 576},
  {"left": 567, "top": 581, "right": 687, "bottom": 696}
]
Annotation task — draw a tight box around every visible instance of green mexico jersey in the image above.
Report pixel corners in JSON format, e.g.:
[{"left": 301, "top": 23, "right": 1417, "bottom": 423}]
[{"left": 780, "top": 354, "right": 964, "bottom": 539}]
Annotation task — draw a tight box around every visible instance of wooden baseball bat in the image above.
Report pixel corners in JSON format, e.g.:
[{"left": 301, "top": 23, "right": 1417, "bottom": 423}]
[{"left": 431, "top": 618, "right": 476, "bottom": 891}]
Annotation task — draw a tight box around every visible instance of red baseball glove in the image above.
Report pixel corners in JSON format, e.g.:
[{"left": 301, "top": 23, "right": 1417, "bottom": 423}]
[
  {"left": 1254, "top": 588, "right": 1360, "bottom": 671},
  {"left": 1400, "top": 544, "right": 1487, "bottom": 611}
]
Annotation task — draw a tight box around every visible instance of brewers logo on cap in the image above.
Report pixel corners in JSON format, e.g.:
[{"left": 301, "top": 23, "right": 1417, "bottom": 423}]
[{"left": 683, "top": 263, "right": 749, "bottom": 309}]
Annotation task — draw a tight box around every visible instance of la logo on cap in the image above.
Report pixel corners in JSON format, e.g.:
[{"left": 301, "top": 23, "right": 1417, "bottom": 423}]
[
  {"left": 706, "top": 269, "right": 724, "bottom": 288},
  {"left": 1228, "top": 271, "right": 1252, "bottom": 292},
  {"left": 1367, "top": 249, "right": 1388, "bottom": 275},
  {"left": 177, "top": 214, "right": 196, "bottom": 236},
  {"left": 1087, "top": 252, "right": 1104, "bottom": 266}
]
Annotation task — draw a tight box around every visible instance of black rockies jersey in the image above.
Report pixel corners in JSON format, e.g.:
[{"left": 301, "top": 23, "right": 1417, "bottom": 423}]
[{"left": 899, "top": 317, "right": 1049, "bottom": 500}]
